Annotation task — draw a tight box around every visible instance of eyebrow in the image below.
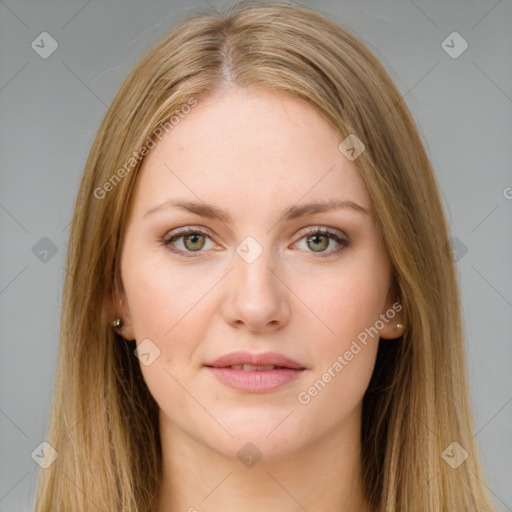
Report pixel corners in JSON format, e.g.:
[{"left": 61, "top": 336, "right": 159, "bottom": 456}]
[{"left": 143, "top": 198, "right": 370, "bottom": 222}]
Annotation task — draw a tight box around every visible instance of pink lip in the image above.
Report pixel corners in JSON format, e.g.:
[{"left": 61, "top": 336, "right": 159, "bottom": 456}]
[
  {"left": 206, "top": 367, "right": 305, "bottom": 392},
  {"left": 204, "top": 351, "right": 307, "bottom": 393},
  {"left": 205, "top": 351, "right": 306, "bottom": 369}
]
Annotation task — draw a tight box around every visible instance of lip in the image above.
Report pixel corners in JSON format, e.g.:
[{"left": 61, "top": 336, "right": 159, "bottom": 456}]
[
  {"left": 204, "top": 351, "right": 307, "bottom": 393},
  {"left": 205, "top": 351, "right": 306, "bottom": 370}
]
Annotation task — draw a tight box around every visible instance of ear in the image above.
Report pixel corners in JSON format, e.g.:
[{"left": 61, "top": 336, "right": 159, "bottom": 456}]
[
  {"left": 378, "top": 284, "right": 405, "bottom": 340},
  {"left": 102, "top": 280, "right": 136, "bottom": 341}
]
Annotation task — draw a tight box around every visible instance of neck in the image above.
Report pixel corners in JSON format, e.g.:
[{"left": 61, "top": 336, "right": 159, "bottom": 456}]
[{"left": 156, "top": 403, "right": 372, "bottom": 512}]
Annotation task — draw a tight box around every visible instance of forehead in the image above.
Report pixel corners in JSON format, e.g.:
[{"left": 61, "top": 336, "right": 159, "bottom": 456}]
[{"left": 130, "top": 87, "right": 371, "bottom": 217}]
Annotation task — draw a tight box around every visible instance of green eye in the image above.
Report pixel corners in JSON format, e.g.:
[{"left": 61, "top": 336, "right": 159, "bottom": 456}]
[
  {"left": 295, "top": 228, "right": 349, "bottom": 257},
  {"left": 162, "top": 227, "right": 215, "bottom": 257}
]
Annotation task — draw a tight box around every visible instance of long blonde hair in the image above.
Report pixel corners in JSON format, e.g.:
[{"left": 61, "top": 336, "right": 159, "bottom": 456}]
[{"left": 34, "top": 2, "right": 495, "bottom": 510}]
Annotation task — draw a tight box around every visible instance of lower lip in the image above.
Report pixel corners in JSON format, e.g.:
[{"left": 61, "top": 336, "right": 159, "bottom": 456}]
[{"left": 205, "top": 367, "right": 305, "bottom": 393}]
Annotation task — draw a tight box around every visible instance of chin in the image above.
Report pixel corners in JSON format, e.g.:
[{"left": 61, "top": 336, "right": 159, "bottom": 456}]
[{"left": 196, "top": 413, "right": 306, "bottom": 463}]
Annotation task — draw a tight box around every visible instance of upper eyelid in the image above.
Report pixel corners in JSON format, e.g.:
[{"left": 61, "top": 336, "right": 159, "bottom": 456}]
[
  {"left": 163, "top": 225, "right": 346, "bottom": 239},
  {"left": 294, "top": 225, "right": 347, "bottom": 239},
  {"left": 162, "top": 226, "right": 216, "bottom": 242}
]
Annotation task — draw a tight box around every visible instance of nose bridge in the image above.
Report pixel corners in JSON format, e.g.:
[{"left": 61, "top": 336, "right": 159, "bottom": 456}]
[
  {"left": 222, "top": 234, "right": 289, "bottom": 330},
  {"left": 233, "top": 234, "right": 278, "bottom": 297}
]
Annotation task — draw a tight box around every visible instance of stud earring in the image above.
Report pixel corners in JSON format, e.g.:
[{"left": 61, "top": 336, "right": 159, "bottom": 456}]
[
  {"left": 396, "top": 323, "right": 404, "bottom": 330},
  {"left": 111, "top": 318, "right": 122, "bottom": 329}
]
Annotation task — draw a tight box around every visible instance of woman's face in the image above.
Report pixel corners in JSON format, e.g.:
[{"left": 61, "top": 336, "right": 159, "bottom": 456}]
[{"left": 116, "top": 87, "right": 400, "bottom": 461}]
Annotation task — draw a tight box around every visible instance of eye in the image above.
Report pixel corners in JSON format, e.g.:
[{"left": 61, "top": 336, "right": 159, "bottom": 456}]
[
  {"left": 161, "top": 226, "right": 349, "bottom": 258},
  {"left": 293, "top": 228, "right": 349, "bottom": 257},
  {"left": 161, "top": 227, "right": 218, "bottom": 258}
]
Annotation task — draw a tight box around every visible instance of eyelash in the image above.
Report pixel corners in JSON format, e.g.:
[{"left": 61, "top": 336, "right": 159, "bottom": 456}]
[{"left": 161, "top": 227, "right": 349, "bottom": 259}]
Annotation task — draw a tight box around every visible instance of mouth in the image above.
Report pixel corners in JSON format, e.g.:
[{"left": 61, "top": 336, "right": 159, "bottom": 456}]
[
  {"left": 208, "top": 364, "right": 296, "bottom": 371},
  {"left": 204, "top": 351, "right": 307, "bottom": 393},
  {"left": 204, "top": 350, "right": 306, "bottom": 370}
]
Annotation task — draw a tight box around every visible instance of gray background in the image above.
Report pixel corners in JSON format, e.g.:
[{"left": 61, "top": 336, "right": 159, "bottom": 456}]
[{"left": 1, "top": 0, "right": 511, "bottom": 510}]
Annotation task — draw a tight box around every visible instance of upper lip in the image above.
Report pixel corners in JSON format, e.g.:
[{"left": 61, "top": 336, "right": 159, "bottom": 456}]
[{"left": 205, "top": 351, "right": 306, "bottom": 370}]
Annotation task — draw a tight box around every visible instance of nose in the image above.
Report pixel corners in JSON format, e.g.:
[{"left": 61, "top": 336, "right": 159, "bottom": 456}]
[{"left": 220, "top": 248, "right": 291, "bottom": 332}]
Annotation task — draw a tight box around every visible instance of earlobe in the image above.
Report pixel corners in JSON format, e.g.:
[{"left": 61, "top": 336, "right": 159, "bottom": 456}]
[
  {"left": 379, "top": 320, "right": 405, "bottom": 340},
  {"left": 378, "top": 287, "right": 405, "bottom": 340},
  {"left": 103, "top": 284, "right": 136, "bottom": 341},
  {"left": 112, "top": 311, "right": 136, "bottom": 341},
  {"left": 113, "top": 300, "right": 136, "bottom": 341},
  {"left": 378, "top": 302, "right": 405, "bottom": 339},
  {"left": 110, "top": 317, "right": 134, "bottom": 340}
]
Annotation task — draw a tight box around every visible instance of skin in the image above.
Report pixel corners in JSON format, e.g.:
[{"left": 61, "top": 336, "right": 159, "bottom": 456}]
[{"left": 110, "top": 86, "right": 403, "bottom": 511}]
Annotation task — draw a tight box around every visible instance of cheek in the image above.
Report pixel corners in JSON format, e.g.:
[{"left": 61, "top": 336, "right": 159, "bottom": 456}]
[
  {"left": 291, "top": 248, "right": 389, "bottom": 401},
  {"left": 121, "top": 248, "right": 209, "bottom": 339},
  {"left": 294, "top": 273, "right": 383, "bottom": 416},
  {"left": 121, "top": 250, "right": 211, "bottom": 407},
  {"left": 297, "top": 257, "right": 390, "bottom": 349}
]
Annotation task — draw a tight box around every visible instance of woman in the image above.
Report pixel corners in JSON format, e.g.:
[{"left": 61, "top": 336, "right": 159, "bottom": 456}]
[{"left": 33, "top": 2, "right": 495, "bottom": 511}]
